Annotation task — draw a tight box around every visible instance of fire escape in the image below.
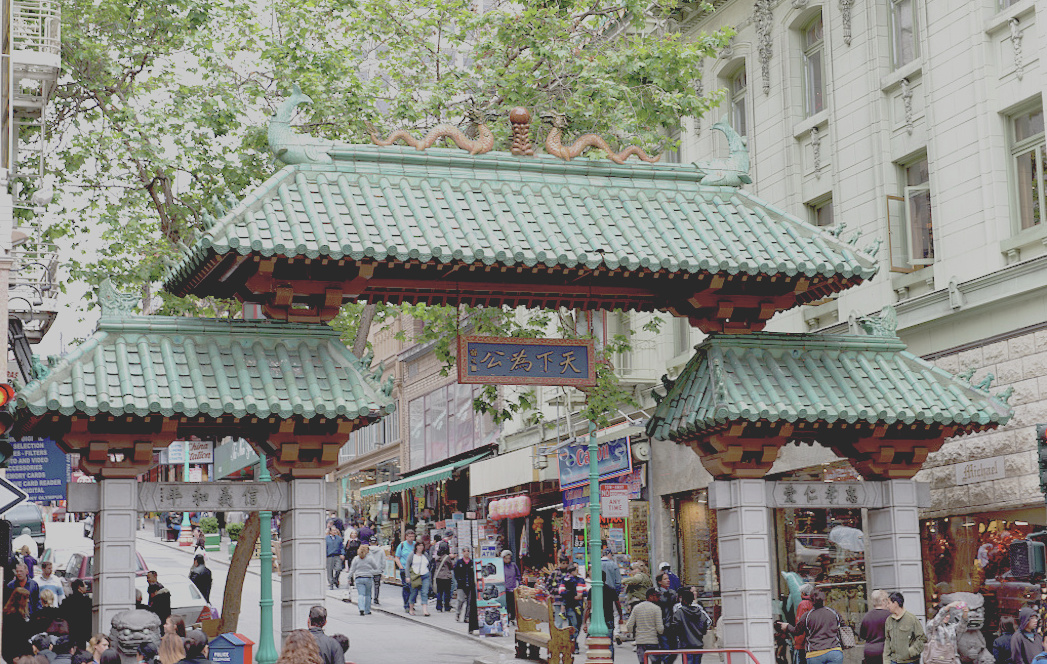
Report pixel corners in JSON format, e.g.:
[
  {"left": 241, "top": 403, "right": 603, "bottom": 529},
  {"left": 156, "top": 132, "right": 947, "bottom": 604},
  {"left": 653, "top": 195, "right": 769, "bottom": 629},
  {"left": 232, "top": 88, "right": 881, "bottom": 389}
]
[{"left": 3, "top": 0, "right": 60, "bottom": 383}]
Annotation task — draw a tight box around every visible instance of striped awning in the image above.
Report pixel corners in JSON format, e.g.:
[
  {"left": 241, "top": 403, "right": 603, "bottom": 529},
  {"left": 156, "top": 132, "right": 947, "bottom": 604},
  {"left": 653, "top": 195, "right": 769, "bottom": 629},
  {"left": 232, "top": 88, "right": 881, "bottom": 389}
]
[
  {"left": 359, "top": 481, "right": 390, "bottom": 498},
  {"left": 387, "top": 452, "right": 491, "bottom": 493}
]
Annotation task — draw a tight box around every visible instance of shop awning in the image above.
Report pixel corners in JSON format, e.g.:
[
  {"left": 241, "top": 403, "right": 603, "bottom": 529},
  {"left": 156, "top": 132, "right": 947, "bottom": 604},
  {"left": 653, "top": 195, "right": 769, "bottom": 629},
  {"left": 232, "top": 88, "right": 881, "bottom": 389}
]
[
  {"left": 388, "top": 452, "right": 490, "bottom": 493},
  {"left": 359, "top": 482, "right": 390, "bottom": 498},
  {"left": 470, "top": 446, "right": 539, "bottom": 496}
]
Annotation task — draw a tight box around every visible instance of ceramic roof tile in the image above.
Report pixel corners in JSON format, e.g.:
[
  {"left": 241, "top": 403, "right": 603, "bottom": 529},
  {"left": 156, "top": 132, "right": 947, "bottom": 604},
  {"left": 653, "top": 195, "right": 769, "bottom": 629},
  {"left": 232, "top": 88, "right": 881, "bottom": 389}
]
[
  {"left": 16, "top": 315, "right": 393, "bottom": 422},
  {"left": 647, "top": 332, "right": 1012, "bottom": 441},
  {"left": 163, "top": 147, "right": 879, "bottom": 293}
]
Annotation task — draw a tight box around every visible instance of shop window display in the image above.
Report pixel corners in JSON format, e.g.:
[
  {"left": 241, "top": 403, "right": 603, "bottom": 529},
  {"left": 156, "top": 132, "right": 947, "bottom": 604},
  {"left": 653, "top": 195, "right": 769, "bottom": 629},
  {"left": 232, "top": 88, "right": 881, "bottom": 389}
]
[{"left": 921, "top": 514, "right": 1045, "bottom": 630}]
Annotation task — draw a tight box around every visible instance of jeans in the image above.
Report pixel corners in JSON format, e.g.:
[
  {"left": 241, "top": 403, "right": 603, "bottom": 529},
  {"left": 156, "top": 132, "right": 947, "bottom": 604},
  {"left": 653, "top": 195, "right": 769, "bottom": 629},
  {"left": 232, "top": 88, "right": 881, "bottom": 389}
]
[
  {"left": 372, "top": 574, "right": 382, "bottom": 601},
  {"left": 456, "top": 588, "right": 472, "bottom": 621},
  {"left": 682, "top": 654, "right": 702, "bottom": 664},
  {"left": 565, "top": 605, "right": 582, "bottom": 648},
  {"left": 400, "top": 569, "right": 410, "bottom": 609},
  {"left": 793, "top": 648, "right": 805, "bottom": 664},
  {"left": 658, "top": 635, "right": 678, "bottom": 664},
  {"left": 326, "top": 556, "right": 342, "bottom": 588},
  {"left": 355, "top": 576, "right": 373, "bottom": 614},
  {"left": 435, "top": 578, "right": 452, "bottom": 611},
  {"left": 408, "top": 573, "right": 431, "bottom": 610},
  {"left": 637, "top": 644, "right": 656, "bottom": 664},
  {"left": 806, "top": 650, "right": 844, "bottom": 664}
]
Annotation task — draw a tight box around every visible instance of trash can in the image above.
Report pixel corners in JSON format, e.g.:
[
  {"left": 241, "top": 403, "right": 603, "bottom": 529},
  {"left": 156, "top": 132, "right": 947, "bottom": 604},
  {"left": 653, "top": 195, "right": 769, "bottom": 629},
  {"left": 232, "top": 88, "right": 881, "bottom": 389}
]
[{"left": 208, "top": 634, "right": 254, "bottom": 664}]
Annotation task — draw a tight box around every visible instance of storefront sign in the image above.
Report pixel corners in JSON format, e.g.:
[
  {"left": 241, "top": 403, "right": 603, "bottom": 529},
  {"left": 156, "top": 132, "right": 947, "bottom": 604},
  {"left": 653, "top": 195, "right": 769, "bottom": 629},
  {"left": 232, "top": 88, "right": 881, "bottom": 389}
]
[
  {"left": 766, "top": 481, "right": 882, "bottom": 509},
  {"left": 562, "top": 471, "right": 642, "bottom": 511},
  {"left": 954, "top": 458, "right": 1003, "bottom": 485},
  {"left": 628, "top": 500, "right": 649, "bottom": 567},
  {"left": 558, "top": 436, "right": 632, "bottom": 490},
  {"left": 214, "top": 438, "right": 259, "bottom": 479},
  {"left": 458, "top": 336, "right": 596, "bottom": 387},
  {"left": 7, "top": 439, "right": 71, "bottom": 502},
  {"left": 164, "top": 440, "right": 215, "bottom": 465},
  {"left": 600, "top": 483, "right": 630, "bottom": 518}
]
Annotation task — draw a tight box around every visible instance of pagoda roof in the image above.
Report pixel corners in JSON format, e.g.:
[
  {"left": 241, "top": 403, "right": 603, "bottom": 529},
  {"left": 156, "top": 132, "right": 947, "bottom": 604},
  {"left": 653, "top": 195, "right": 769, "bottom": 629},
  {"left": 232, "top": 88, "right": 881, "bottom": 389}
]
[
  {"left": 646, "top": 328, "right": 1012, "bottom": 478},
  {"left": 16, "top": 313, "right": 394, "bottom": 435},
  {"left": 162, "top": 118, "right": 879, "bottom": 332}
]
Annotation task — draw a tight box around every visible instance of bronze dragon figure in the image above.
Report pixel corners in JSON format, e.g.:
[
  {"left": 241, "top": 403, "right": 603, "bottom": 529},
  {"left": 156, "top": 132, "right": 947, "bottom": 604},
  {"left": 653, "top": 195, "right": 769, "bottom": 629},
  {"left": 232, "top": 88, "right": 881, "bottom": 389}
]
[
  {"left": 369, "top": 122, "right": 494, "bottom": 155},
  {"left": 540, "top": 112, "right": 660, "bottom": 164}
]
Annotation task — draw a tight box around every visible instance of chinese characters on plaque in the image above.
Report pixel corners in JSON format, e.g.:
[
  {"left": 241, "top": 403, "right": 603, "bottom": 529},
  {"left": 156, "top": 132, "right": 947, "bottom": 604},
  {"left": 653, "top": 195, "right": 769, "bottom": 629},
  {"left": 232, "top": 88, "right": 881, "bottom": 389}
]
[
  {"left": 457, "top": 336, "right": 596, "bottom": 387},
  {"left": 770, "top": 482, "right": 881, "bottom": 509}
]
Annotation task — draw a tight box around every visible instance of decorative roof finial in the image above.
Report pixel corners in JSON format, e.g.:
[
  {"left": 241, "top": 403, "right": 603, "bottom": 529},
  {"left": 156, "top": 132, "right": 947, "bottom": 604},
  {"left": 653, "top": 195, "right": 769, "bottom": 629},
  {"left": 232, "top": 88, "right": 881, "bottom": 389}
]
[
  {"left": 857, "top": 305, "right": 897, "bottom": 337},
  {"left": 694, "top": 117, "right": 752, "bottom": 186},
  {"left": 98, "top": 278, "right": 140, "bottom": 318},
  {"left": 268, "top": 83, "right": 335, "bottom": 165},
  {"left": 510, "top": 107, "right": 534, "bottom": 156}
]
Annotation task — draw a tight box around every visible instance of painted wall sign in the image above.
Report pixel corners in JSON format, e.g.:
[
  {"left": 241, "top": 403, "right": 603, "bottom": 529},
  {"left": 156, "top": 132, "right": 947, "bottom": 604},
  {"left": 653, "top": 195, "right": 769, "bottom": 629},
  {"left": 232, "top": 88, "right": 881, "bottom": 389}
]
[
  {"left": 457, "top": 336, "right": 596, "bottom": 387},
  {"left": 954, "top": 458, "right": 1003, "bottom": 486},
  {"left": 558, "top": 436, "right": 632, "bottom": 490},
  {"left": 7, "top": 439, "right": 71, "bottom": 502}
]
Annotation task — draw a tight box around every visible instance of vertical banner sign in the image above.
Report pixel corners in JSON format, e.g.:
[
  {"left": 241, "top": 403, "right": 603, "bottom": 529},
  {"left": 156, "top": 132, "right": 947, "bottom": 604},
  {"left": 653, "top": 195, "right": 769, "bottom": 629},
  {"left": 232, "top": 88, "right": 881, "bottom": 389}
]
[
  {"left": 7, "top": 439, "right": 71, "bottom": 502},
  {"left": 457, "top": 336, "right": 596, "bottom": 387}
]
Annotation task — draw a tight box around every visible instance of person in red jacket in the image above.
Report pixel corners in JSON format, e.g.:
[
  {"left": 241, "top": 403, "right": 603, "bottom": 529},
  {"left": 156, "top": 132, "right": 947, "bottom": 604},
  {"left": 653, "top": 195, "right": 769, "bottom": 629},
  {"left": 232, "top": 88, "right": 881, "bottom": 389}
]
[{"left": 792, "top": 584, "right": 815, "bottom": 664}]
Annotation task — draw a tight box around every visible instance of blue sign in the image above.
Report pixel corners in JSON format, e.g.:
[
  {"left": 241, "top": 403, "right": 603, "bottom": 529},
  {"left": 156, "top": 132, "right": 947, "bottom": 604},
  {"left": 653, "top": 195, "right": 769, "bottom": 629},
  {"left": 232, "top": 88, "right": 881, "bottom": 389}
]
[
  {"left": 457, "top": 336, "right": 596, "bottom": 387},
  {"left": 557, "top": 436, "right": 632, "bottom": 490},
  {"left": 7, "top": 439, "right": 71, "bottom": 502}
]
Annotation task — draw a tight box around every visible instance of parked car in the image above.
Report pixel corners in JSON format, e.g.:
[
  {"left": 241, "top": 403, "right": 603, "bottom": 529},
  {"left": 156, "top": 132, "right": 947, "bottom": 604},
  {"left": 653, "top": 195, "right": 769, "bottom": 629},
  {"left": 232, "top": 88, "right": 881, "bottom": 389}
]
[
  {"left": 40, "top": 542, "right": 92, "bottom": 577},
  {"left": 59, "top": 551, "right": 149, "bottom": 596},
  {"left": 5, "top": 503, "right": 46, "bottom": 556},
  {"left": 134, "top": 576, "right": 217, "bottom": 628}
]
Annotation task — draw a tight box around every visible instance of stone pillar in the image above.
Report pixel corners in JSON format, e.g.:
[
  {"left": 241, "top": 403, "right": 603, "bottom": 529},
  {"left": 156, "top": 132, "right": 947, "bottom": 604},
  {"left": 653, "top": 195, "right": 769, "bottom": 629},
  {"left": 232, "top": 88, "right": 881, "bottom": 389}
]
[
  {"left": 281, "top": 478, "right": 327, "bottom": 635},
  {"left": 709, "top": 479, "right": 775, "bottom": 664},
  {"left": 95, "top": 478, "right": 139, "bottom": 633},
  {"left": 868, "top": 480, "right": 928, "bottom": 623}
]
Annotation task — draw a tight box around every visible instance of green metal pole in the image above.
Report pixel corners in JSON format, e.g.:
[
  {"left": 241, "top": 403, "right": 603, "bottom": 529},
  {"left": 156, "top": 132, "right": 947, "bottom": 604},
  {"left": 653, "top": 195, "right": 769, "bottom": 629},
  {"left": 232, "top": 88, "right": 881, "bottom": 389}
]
[
  {"left": 587, "top": 420, "right": 608, "bottom": 638},
  {"left": 256, "top": 453, "right": 278, "bottom": 664},
  {"left": 179, "top": 444, "right": 192, "bottom": 540}
]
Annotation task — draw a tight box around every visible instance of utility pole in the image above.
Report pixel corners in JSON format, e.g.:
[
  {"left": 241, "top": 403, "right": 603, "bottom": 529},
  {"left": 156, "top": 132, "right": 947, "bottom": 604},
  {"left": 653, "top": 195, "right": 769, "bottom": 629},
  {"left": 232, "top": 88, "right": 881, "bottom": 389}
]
[
  {"left": 585, "top": 420, "right": 612, "bottom": 663},
  {"left": 256, "top": 452, "right": 278, "bottom": 664}
]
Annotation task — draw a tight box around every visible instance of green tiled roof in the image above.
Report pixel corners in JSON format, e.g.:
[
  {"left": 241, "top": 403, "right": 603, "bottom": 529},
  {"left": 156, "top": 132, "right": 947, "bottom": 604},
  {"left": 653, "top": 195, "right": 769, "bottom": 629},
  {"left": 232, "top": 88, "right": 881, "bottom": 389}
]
[
  {"left": 163, "top": 146, "right": 879, "bottom": 294},
  {"left": 647, "top": 332, "right": 1012, "bottom": 441},
  {"left": 16, "top": 314, "right": 394, "bottom": 421}
]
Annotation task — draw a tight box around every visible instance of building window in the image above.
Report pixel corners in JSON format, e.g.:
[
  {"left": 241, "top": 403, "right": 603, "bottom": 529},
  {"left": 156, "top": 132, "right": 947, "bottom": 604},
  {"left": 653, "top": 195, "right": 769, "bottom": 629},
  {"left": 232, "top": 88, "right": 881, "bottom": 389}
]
[
  {"left": 889, "top": 0, "right": 918, "bottom": 69},
  {"left": 807, "top": 197, "right": 834, "bottom": 227},
  {"left": 408, "top": 383, "right": 493, "bottom": 469},
  {"left": 673, "top": 317, "right": 691, "bottom": 357},
  {"left": 802, "top": 14, "right": 825, "bottom": 117},
  {"left": 888, "top": 156, "right": 933, "bottom": 270},
  {"left": 1011, "top": 107, "right": 1045, "bottom": 231},
  {"left": 998, "top": 0, "right": 1022, "bottom": 10},
  {"left": 730, "top": 68, "right": 747, "bottom": 137}
]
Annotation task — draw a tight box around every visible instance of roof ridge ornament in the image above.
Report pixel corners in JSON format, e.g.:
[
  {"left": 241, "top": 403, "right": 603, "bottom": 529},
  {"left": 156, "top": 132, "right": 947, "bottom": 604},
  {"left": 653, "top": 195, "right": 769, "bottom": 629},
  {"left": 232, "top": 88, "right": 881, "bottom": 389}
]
[
  {"left": 857, "top": 305, "right": 897, "bottom": 337},
  {"left": 98, "top": 278, "right": 140, "bottom": 318},
  {"left": 368, "top": 121, "right": 494, "bottom": 155},
  {"left": 510, "top": 107, "right": 534, "bottom": 156},
  {"left": 269, "top": 84, "right": 335, "bottom": 165},
  {"left": 694, "top": 118, "right": 752, "bottom": 187},
  {"left": 540, "top": 111, "right": 661, "bottom": 164}
]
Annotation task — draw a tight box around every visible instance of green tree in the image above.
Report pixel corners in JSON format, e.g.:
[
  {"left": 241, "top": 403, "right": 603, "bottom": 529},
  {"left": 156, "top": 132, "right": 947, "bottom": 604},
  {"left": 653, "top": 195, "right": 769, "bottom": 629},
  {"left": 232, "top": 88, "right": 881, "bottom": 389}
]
[{"left": 48, "top": 0, "right": 730, "bottom": 422}]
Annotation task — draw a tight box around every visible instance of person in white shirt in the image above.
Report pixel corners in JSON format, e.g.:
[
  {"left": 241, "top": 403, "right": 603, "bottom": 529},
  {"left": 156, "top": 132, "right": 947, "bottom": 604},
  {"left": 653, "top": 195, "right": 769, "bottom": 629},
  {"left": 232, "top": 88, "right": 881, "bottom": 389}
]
[
  {"left": 366, "top": 536, "right": 385, "bottom": 606},
  {"left": 37, "top": 560, "right": 64, "bottom": 605},
  {"left": 407, "top": 542, "right": 431, "bottom": 616}
]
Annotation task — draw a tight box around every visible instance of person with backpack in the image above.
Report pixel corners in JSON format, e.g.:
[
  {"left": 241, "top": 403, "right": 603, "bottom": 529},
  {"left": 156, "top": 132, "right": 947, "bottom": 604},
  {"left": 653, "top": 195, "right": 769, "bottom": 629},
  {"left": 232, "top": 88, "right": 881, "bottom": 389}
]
[
  {"left": 669, "top": 588, "right": 711, "bottom": 664},
  {"left": 432, "top": 541, "right": 454, "bottom": 612},
  {"left": 776, "top": 589, "right": 844, "bottom": 664}
]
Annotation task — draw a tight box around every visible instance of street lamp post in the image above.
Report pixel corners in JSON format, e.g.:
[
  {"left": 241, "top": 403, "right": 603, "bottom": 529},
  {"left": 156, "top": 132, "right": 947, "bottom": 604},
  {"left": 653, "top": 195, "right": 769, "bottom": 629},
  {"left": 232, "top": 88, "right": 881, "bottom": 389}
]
[
  {"left": 256, "top": 452, "right": 278, "bottom": 664},
  {"left": 585, "top": 420, "right": 613, "bottom": 664}
]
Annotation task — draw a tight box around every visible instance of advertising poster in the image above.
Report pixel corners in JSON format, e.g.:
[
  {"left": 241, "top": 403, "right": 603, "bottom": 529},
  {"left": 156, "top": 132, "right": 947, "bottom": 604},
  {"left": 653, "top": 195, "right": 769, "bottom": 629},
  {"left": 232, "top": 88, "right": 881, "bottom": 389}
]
[
  {"left": 7, "top": 439, "right": 71, "bottom": 502},
  {"left": 475, "top": 557, "right": 507, "bottom": 635}
]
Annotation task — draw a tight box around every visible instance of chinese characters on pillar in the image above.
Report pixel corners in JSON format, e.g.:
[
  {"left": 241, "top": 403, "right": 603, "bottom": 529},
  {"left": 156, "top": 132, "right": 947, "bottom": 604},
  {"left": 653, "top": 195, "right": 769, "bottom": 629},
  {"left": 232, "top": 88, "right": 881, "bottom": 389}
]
[
  {"left": 457, "top": 336, "right": 596, "bottom": 387},
  {"left": 772, "top": 482, "right": 878, "bottom": 509}
]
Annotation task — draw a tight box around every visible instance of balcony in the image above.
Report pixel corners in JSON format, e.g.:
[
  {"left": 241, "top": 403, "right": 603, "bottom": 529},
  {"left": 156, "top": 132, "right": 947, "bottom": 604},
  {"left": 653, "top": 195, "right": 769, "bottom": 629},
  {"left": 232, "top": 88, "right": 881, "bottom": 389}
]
[
  {"left": 8, "top": 238, "right": 59, "bottom": 343},
  {"left": 10, "top": 0, "right": 61, "bottom": 73}
]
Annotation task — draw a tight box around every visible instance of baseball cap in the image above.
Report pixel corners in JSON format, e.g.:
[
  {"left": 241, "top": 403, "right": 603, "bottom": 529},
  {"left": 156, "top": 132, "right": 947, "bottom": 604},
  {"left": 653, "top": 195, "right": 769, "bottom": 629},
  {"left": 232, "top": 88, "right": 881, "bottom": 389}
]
[{"left": 660, "top": 562, "right": 670, "bottom": 569}]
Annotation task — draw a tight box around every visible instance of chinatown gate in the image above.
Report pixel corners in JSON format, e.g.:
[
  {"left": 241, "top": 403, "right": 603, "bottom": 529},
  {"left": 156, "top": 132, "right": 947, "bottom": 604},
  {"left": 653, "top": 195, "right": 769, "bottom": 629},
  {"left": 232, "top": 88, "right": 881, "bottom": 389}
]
[{"left": 15, "top": 93, "right": 1011, "bottom": 655}]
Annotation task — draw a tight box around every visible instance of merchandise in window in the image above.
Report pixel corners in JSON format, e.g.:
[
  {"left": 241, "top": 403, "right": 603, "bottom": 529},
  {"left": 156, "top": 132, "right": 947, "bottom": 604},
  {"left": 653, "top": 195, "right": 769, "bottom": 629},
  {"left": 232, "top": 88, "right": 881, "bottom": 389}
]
[{"left": 1012, "top": 108, "right": 1045, "bottom": 231}]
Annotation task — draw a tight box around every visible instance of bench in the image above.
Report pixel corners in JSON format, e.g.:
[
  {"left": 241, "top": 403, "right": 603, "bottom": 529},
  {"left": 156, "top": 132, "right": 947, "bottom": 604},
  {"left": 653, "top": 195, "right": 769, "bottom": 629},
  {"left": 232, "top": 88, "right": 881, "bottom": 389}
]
[{"left": 514, "top": 586, "right": 574, "bottom": 664}]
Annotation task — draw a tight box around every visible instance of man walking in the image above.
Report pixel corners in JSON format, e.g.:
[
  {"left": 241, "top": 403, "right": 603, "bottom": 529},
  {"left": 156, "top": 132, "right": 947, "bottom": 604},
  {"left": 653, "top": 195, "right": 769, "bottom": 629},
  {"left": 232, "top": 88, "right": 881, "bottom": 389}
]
[
  {"left": 656, "top": 571, "right": 680, "bottom": 663},
  {"left": 325, "top": 524, "right": 344, "bottom": 590},
  {"left": 624, "top": 588, "right": 665, "bottom": 664},
  {"left": 38, "top": 561, "right": 65, "bottom": 606},
  {"left": 884, "top": 592, "right": 926, "bottom": 664},
  {"left": 1013, "top": 607, "right": 1044, "bottom": 664},
  {"left": 307, "top": 605, "right": 343, "bottom": 664},
  {"left": 394, "top": 530, "right": 416, "bottom": 612},
  {"left": 61, "top": 579, "right": 92, "bottom": 648},
  {"left": 367, "top": 536, "right": 385, "bottom": 605},
  {"left": 4, "top": 562, "right": 40, "bottom": 615},
  {"left": 146, "top": 571, "right": 172, "bottom": 626},
  {"left": 188, "top": 554, "right": 212, "bottom": 603},
  {"left": 601, "top": 547, "right": 623, "bottom": 594}
]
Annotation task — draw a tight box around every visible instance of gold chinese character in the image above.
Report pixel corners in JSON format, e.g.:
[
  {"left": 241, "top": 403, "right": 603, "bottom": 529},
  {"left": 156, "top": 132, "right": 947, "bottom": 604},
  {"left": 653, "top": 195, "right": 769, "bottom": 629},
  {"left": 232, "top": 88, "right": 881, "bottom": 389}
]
[
  {"left": 510, "top": 350, "right": 533, "bottom": 372},
  {"left": 536, "top": 351, "right": 554, "bottom": 372},
  {"left": 560, "top": 351, "right": 580, "bottom": 374},
  {"left": 480, "top": 351, "right": 504, "bottom": 368}
]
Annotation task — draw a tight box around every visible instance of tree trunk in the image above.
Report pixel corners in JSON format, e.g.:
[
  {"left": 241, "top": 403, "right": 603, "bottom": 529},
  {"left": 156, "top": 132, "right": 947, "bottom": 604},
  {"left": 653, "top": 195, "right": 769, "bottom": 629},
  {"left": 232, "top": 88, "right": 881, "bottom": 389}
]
[
  {"left": 217, "top": 512, "right": 261, "bottom": 634},
  {"left": 351, "top": 303, "right": 377, "bottom": 359}
]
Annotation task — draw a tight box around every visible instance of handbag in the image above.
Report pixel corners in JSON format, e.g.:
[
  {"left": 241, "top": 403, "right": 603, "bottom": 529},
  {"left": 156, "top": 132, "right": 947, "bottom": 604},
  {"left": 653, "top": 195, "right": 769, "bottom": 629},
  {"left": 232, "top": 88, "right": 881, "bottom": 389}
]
[
  {"left": 410, "top": 571, "right": 423, "bottom": 588},
  {"left": 839, "top": 624, "right": 857, "bottom": 649}
]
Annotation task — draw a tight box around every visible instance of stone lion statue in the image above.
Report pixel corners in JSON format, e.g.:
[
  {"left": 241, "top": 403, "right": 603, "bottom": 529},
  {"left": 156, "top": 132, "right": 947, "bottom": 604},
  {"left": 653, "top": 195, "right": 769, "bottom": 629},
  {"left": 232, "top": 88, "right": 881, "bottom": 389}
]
[{"left": 109, "top": 609, "right": 161, "bottom": 664}]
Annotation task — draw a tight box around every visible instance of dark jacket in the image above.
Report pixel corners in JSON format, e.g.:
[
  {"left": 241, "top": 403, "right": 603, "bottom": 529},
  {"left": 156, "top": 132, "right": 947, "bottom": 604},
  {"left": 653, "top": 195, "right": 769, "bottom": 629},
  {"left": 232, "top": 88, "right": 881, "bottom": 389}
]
[
  {"left": 148, "top": 583, "right": 172, "bottom": 624},
  {"left": 61, "top": 591, "right": 93, "bottom": 645},
  {"left": 189, "top": 563, "right": 213, "bottom": 602},
  {"left": 309, "top": 627, "right": 343, "bottom": 664},
  {"left": 786, "top": 606, "right": 842, "bottom": 653},
  {"left": 5, "top": 577, "right": 41, "bottom": 615},
  {"left": 657, "top": 587, "right": 678, "bottom": 625},
  {"left": 453, "top": 558, "right": 475, "bottom": 591},
  {"left": 670, "top": 603, "right": 711, "bottom": 648},
  {"left": 1012, "top": 609, "right": 1043, "bottom": 664},
  {"left": 325, "top": 534, "right": 343, "bottom": 557},
  {"left": 859, "top": 608, "right": 891, "bottom": 662},
  {"left": 994, "top": 632, "right": 1014, "bottom": 664}
]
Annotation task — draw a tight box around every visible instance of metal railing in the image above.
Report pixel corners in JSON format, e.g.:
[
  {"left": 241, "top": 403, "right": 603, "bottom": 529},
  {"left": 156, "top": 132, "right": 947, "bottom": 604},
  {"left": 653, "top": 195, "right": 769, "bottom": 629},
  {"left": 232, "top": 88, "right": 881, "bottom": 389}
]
[
  {"left": 642, "top": 649, "right": 763, "bottom": 664},
  {"left": 11, "top": 0, "right": 61, "bottom": 56}
]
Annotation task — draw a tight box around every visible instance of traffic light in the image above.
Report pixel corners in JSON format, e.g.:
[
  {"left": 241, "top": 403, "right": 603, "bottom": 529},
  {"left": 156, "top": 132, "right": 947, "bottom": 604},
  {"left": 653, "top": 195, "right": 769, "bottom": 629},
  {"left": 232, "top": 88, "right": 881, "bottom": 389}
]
[
  {"left": 0, "top": 383, "right": 15, "bottom": 467},
  {"left": 1010, "top": 539, "right": 1046, "bottom": 579},
  {"left": 1038, "top": 424, "right": 1047, "bottom": 497}
]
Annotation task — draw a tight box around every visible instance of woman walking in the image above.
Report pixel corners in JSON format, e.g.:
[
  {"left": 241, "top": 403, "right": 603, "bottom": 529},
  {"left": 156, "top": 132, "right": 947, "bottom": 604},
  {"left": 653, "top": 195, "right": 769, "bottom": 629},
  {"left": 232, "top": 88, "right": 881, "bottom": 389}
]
[
  {"left": 348, "top": 544, "right": 379, "bottom": 615},
  {"left": 502, "top": 550, "right": 521, "bottom": 626},
  {"left": 454, "top": 546, "right": 478, "bottom": 631},
  {"left": 407, "top": 542, "right": 432, "bottom": 616},
  {"left": 432, "top": 541, "right": 454, "bottom": 613}
]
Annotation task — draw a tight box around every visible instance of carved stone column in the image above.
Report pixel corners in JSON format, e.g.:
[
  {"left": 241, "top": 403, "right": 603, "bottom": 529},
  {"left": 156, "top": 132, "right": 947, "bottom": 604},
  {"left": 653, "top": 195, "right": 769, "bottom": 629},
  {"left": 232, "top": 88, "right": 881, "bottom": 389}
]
[
  {"left": 709, "top": 479, "right": 775, "bottom": 664},
  {"left": 867, "top": 480, "right": 929, "bottom": 622},
  {"left": 280, "top": 478, "right": 327, "bottom": 635},
  {"left": 95, "top": 478, "right": 140, "bottom": 633}
]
